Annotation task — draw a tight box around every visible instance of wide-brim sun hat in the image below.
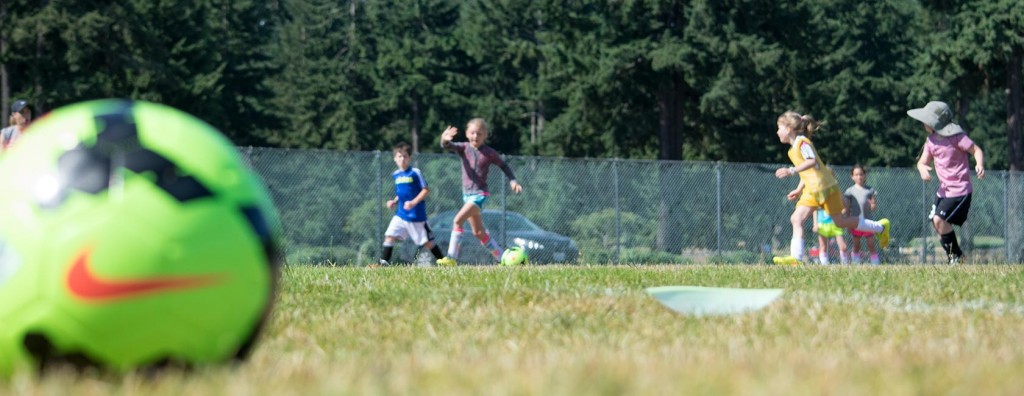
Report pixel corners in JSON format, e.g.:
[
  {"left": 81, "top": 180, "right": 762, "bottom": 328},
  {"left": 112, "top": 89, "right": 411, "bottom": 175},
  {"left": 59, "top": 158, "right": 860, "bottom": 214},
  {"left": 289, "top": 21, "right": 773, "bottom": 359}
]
[{"left": 907, "top": 101, "right": 964, "bottom": 137}]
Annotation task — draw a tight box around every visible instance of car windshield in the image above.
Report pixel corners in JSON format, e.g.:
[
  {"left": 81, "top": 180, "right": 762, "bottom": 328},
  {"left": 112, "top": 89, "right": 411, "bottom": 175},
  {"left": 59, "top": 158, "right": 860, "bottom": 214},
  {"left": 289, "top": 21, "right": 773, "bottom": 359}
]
[
  {"left": 482, "top": 212, "right": 542, "bottom": 231},
  {"left": 430, "top": 211, "right": 542, "bottom": 232}
]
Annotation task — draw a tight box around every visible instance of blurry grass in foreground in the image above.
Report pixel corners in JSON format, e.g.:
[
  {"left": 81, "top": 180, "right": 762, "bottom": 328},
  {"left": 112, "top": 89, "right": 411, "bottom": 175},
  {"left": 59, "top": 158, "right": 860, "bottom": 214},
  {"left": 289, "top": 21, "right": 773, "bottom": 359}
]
[{"left": 4, "top": 264, "right": 1023, "bottom": 395}]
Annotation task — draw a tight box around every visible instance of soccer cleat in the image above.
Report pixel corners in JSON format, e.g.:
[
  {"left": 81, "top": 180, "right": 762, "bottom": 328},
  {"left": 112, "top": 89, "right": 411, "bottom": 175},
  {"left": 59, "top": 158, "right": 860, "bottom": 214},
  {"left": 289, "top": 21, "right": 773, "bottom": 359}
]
[
  {"left": 948, "top": 254, "right": 963, "bottom": 265},
  {"left": 436, "top": 257, "right": 457, "bottom": 267},
  {"left": 772, "top": 256, "right": 801, "bottom": 266},
  {"left": 877, "top": 218, "right": 891, "bottom": 248}
]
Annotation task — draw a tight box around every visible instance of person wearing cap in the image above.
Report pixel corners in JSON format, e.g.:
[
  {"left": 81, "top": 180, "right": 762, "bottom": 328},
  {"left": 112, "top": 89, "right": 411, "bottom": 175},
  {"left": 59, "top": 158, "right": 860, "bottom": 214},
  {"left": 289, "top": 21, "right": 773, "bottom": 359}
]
[
  {"left": 909, "top": 101, "right": 985, "bottom": 265},
  {"left": 1, "top": 100, "right": 33, "bottom": 151}
]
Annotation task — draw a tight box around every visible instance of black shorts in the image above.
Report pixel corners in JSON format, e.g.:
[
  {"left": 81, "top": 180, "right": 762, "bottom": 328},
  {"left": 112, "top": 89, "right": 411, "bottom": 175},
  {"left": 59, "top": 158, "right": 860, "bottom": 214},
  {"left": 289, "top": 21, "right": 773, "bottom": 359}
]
[{"left": 930, "top": 194, "right": 972, "bottom": 226}]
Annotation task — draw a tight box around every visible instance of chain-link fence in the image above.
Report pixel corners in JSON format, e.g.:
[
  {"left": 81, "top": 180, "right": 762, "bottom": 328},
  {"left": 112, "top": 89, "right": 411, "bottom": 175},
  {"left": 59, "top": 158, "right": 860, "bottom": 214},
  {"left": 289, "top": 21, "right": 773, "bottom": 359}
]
[{"left": 241, "top": 147, "right": 1024, "bottom": 265}]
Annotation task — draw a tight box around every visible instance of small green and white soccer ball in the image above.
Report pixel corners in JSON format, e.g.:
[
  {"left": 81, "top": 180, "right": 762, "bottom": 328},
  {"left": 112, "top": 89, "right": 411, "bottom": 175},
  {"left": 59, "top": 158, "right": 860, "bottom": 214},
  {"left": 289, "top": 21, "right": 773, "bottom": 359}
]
[
  {"left": 500, "top": 247, "right": 529, "bottom": 266},
  {"left": 0, "top": 100, "right": 282, "bottom": 376}
]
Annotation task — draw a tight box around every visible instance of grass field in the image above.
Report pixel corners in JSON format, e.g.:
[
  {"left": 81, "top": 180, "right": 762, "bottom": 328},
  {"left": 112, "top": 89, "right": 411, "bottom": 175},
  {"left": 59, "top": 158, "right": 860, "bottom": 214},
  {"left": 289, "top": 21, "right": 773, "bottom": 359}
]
[{"left": 4, "top": 264, "right": 1024, "bottom": 395}]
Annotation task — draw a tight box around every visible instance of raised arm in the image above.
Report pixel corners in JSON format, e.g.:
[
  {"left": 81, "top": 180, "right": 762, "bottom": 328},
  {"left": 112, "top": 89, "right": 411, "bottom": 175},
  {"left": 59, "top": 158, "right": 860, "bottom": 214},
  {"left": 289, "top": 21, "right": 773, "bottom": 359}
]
[{"left": 440, "top": 126, "right": 459, "bottom": 151}]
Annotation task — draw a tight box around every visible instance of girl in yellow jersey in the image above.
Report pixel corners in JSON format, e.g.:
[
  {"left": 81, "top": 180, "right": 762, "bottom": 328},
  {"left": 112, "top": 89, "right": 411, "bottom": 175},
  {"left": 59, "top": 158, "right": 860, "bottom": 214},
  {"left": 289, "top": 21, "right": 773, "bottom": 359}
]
[{"left": 772, "top": 112, "right": 890, "bottom": 265}]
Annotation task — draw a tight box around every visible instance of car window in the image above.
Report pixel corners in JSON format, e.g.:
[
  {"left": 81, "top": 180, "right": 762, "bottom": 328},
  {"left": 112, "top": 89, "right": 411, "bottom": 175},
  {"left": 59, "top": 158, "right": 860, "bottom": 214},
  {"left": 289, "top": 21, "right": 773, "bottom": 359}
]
[
  {"left": 482, "top": 212, "right": 541, "bottom": 231},
  {"left": 429, "top": 211, "right": 542, "bottom": 232}
]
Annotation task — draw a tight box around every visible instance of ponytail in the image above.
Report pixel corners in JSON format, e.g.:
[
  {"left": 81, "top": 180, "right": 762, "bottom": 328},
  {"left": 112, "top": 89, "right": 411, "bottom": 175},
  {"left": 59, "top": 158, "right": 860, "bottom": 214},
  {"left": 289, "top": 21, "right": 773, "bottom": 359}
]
[{"left": 778, "top": 111, "right": 821, "bottom": 137}]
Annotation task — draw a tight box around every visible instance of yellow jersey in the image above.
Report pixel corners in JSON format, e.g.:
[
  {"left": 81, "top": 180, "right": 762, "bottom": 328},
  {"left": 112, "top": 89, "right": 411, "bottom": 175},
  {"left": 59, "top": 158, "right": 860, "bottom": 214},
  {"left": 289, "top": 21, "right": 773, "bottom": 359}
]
[{"left": 787, "top": 135, "right": 837, "bottom": 193}]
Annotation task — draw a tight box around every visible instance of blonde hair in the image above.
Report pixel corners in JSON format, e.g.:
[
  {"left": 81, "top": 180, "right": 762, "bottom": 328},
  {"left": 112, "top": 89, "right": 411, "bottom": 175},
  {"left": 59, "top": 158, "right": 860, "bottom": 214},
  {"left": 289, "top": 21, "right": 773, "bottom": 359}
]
[
  {"left": 777, "top": 111, "right": 820, "bottom": 138},
  {"left": 467, "top": 118, "right": 489, "bottom": 134}
]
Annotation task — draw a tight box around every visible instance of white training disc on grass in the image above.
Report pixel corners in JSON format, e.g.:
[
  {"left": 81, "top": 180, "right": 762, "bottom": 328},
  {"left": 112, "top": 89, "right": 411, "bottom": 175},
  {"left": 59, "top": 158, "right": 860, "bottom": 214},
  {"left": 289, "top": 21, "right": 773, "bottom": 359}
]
[{"left": 646, "top": 286, "right": 783, "bottom": 316}]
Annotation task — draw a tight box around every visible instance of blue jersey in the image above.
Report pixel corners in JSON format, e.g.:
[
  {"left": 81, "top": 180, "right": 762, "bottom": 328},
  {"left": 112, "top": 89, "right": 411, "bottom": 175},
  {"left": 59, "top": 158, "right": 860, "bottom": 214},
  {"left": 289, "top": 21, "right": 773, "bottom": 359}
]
[{"left": 393, "top": 167, "right": 428, "bottom": 222}]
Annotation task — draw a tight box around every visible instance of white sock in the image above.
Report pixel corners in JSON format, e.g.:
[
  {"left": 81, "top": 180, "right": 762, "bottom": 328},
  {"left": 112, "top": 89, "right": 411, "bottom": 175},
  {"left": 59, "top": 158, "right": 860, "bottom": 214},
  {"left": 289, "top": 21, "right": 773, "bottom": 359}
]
[
  {"left": 856, "top": 218, "right": 884, "bottom": 234},
  {"left": 819, "top": 251, "right": 830, "bottom": 265},
  {"left": 480, "top": 232, "right": 503, "bottom": 260},
  {"left": 839, "top": 252, "right": 849, "bottom": 265},
  {"left": 851, "top": 253, "right": 861, "bottom": 264},
  {"left": 870, "top": 254, "right": 880, "bottom": 265},
  {"left": 790, "top": 237, "right": 804, "bottom": 261},
  {"left": 447, "top": 228, "right": 463, "bottom": 259}
]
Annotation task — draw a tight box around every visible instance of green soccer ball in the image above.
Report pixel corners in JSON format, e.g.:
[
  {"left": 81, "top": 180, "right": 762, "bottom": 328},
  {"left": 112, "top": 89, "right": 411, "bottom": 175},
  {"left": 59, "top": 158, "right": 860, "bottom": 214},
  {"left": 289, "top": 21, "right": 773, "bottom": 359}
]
[
  {"left": 501, "top": 247, "right": 529, "bottom": 266},
  {"left": 0, "top": 100, "right": 282, "bottom": 376}
]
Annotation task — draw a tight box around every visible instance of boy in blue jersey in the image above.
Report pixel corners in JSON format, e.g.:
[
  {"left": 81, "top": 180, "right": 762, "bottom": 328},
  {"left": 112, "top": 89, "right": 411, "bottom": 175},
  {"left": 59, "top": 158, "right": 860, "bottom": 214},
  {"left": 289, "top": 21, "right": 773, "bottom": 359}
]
[{"left": 380, "top": 142, "right": 446, "bottom": 265}]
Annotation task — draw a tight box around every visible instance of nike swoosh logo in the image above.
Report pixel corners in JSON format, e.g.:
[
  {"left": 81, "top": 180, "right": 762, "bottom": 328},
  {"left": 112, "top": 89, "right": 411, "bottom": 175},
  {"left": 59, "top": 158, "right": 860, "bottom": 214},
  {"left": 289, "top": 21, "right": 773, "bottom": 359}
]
[{"left": 66, "top": 248, "right": 224, "bottom": 301}]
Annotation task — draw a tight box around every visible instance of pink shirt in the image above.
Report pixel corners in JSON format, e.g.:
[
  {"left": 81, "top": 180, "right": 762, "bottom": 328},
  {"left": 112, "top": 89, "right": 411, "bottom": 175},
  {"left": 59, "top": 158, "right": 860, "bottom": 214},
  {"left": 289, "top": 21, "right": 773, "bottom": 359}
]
[{"left": 924, "top": 133, "right": 975, "bottom": 198}]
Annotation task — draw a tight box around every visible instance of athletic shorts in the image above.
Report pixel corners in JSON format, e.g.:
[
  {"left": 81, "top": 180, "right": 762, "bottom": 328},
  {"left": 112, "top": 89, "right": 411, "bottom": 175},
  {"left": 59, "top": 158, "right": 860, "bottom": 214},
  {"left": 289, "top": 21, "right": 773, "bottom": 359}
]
[
  {"left": 817, "top": 223, "right": 844, "bottom": 238},
  {"left": 462, "top": 193, "right": 489, "bottom": 208},
  {"left": 384, "top": 216, "right": 435, "bottom": 246},
  {"left": 797, "top": 185, "right": 845, "bottom": 217},
  {"left": 851, "top": 229, "right": 874, "bottom": 238},
  {"left": 930, "top": 193, "right": 972, "bottom": 226}
]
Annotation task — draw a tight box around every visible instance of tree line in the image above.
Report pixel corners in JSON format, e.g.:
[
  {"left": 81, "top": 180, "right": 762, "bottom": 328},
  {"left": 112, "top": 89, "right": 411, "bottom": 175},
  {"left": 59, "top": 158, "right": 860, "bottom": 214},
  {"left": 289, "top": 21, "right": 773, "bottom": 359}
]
[{"left": 2, "top": 0, "right": 1021, "bottom": 170}]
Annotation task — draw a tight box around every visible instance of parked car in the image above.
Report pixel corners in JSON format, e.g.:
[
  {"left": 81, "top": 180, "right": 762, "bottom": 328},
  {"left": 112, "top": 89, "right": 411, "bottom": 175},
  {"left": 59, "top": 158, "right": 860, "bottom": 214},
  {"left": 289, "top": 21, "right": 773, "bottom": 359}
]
[{"left": 398, "top": 210, "right": 579, "bottom": 265}]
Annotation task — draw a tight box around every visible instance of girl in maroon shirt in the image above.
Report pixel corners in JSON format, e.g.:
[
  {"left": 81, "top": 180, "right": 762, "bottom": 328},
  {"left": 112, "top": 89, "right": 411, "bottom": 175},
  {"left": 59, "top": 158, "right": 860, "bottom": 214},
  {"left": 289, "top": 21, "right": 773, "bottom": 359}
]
[{"left": 437, "top": 118, "right": 522, "bottom": 265}]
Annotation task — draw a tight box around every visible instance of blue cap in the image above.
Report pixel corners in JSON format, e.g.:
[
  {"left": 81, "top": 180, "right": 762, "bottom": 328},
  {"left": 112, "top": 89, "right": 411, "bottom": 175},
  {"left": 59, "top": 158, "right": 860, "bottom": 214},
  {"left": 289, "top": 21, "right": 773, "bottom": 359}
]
[{"left": 11, "top": 100, "right": 30, "bottom": 113}]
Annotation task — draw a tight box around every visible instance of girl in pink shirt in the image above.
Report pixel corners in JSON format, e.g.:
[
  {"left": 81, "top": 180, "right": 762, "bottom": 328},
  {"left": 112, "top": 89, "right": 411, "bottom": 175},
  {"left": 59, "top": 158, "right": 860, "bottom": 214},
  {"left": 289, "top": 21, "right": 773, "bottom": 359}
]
[{"left": 910, "top": 101, "right": 985, "bottom": 264}]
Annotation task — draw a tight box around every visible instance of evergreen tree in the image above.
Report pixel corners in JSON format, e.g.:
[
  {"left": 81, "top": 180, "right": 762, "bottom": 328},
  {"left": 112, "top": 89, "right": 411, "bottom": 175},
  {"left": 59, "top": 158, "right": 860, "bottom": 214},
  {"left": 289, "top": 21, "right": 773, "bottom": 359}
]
[
  {"left": 0, "top": 0, "right": 277, "bottom": 143},
  {"left": 457, "top": 0, "right": 552, "bottom": 155},
  {"left": 914, "top": 0, "right": 1024, "bottom": 171},
  {"left": 261, "top": 0, "right": 371, "bottom": 149},
  {"left": 0, "top": 0, "right": 1017, "bottom": 170},
  {"left": 755, "top": 0, "right": 921, "bottom": 167},
  {"left": 364, "top": 0, "right": 472, "bottom": 154},
  {"left": 541, "top": 0, "right": 686, "bottom": 159}
]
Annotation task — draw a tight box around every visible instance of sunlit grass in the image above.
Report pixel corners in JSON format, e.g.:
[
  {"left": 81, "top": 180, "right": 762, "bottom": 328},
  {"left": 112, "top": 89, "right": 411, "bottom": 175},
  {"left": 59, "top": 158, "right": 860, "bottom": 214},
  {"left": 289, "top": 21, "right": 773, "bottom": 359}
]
[{"left": 4, "top": 264, "right": 1024, "bottom": 395}]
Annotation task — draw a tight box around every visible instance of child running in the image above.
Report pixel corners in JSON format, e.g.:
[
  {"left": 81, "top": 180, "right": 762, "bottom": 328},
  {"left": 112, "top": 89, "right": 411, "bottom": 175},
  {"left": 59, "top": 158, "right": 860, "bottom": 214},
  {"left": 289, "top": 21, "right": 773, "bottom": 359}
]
[
  {"left": 813, "top": 208, "right": 849, "bottom": 265},
  {"left": 437, "top": 118, "right": 523, "bottom": 266},
  {"left": 772, "top": 111, "right": 890, "bottom": 265},
  {"left": 379, "top": 142, "right": 446, "bottom": 266},
  {"left": 844, "top": 164, "right": 880, "bottom": 265},
  {"left": 909, "top": 101, "right": 985, "bottom": 265}
]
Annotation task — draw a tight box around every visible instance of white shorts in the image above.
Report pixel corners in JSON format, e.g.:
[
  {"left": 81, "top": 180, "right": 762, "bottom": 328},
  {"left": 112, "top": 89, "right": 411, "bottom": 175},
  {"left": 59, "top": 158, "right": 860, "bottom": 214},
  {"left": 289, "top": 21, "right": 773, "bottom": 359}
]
[{"left": 384, "top": 216, "right": 435, "bottom": 246}]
